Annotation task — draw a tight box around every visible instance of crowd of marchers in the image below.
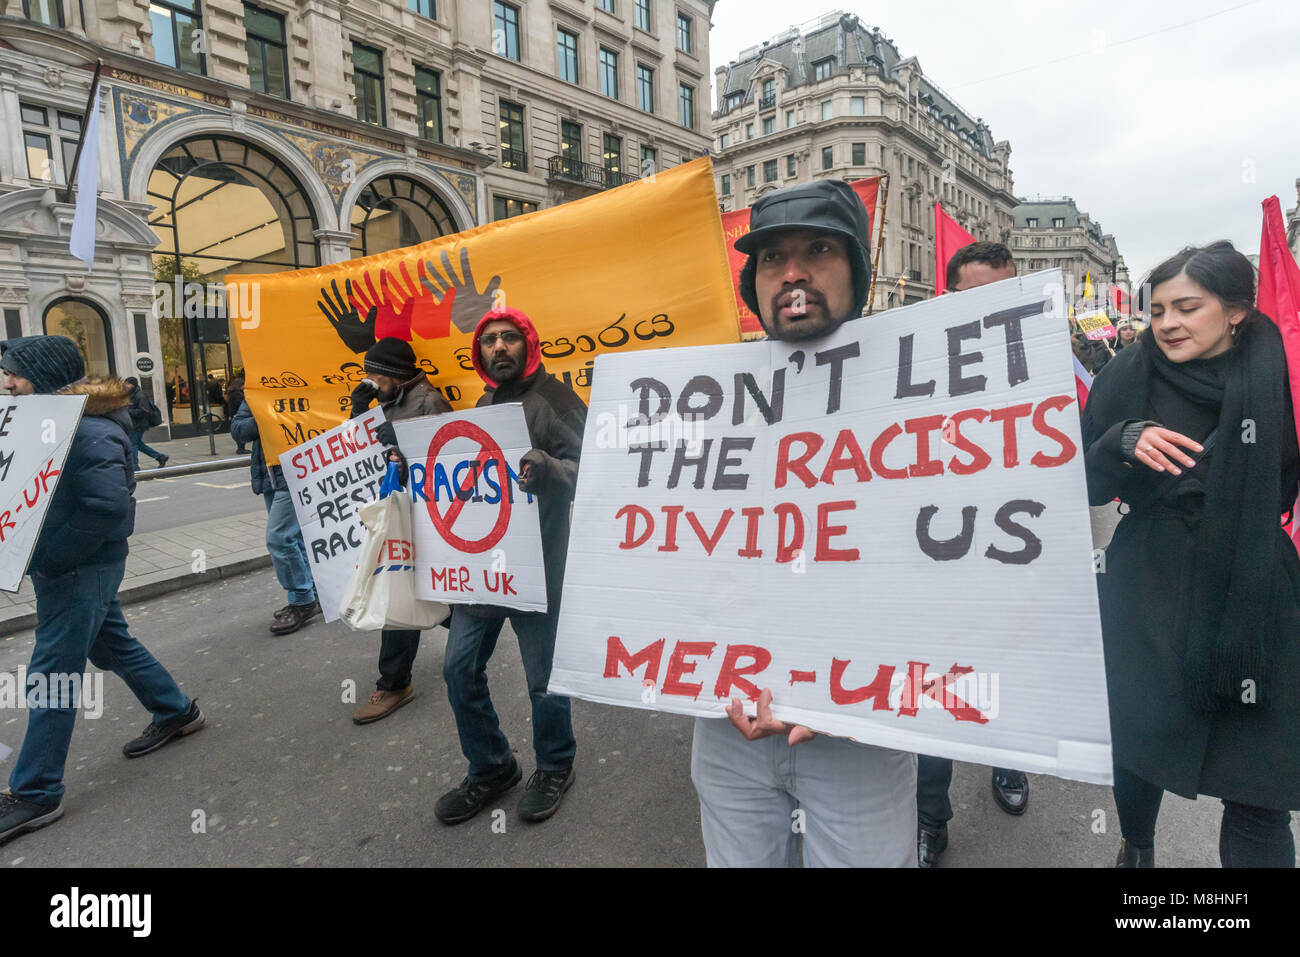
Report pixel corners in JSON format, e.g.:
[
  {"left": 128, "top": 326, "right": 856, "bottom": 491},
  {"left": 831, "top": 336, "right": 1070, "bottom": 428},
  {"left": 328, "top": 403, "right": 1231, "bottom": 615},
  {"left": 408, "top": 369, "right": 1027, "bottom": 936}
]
[{"left": 1, "top": 179, "right": 1296, "bottom": 869}]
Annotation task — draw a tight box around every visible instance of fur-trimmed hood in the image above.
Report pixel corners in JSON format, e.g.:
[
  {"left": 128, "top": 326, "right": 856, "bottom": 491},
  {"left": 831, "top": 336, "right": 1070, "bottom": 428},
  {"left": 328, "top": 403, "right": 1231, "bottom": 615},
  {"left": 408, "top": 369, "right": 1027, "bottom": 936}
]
[{"left": 62, "top": 376, "right": 133, "bottom": 416}]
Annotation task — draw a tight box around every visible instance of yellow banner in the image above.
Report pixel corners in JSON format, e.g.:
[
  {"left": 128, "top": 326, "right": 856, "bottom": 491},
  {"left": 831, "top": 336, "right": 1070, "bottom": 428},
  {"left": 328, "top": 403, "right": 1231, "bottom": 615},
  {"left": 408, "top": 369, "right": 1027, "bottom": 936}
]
[{"left": 236, "top": 157, "right": 740, "bottom": 463}]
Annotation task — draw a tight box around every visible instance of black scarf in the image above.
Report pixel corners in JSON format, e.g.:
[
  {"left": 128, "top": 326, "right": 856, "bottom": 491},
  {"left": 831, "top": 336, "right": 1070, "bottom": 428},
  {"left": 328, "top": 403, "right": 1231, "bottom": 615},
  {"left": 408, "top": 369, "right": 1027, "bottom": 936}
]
[{"left": 1105, "top": 319, "right": 1287, "bottom": 711}]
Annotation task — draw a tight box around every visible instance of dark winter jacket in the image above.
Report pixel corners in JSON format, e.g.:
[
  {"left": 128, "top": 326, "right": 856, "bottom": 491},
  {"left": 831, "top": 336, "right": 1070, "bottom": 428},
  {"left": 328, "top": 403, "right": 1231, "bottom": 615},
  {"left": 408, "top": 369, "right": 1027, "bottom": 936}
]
[
  {"left": 375, "top": 372, "right": 453, "bottom": 423},
  {"left": 29, "top": 378, "right": 136, "bottom": 579},
  {"left": 231, "top": 400, "right": 286, "bottom": 494},
  {"left": 125, "top": 384, "right": 158, "bottom": 433},
  {"left": 466, "top": 309, "right": 587, "bottom": 618}
]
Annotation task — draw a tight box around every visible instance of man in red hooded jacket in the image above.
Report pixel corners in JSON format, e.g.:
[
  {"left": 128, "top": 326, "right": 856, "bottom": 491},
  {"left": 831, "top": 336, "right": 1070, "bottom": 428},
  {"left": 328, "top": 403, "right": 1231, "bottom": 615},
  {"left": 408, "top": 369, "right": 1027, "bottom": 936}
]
[{"left": 434, "top": 307, "right": 586, "bottom": 825}]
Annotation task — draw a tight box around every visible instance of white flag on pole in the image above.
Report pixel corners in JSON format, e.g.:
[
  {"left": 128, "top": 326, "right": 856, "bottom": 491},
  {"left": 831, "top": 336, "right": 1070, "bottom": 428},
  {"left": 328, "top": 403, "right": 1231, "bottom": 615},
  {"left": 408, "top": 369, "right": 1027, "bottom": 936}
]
[{"left": 69, "top": 73, "right": 102, "bottom": 269}]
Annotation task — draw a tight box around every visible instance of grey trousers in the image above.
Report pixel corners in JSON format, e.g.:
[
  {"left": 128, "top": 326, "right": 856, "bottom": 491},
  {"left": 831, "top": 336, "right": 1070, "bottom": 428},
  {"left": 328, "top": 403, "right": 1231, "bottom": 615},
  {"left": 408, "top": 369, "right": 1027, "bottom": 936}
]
[{"left": 690, "top": 716, "right": 917, "bottom": 867}]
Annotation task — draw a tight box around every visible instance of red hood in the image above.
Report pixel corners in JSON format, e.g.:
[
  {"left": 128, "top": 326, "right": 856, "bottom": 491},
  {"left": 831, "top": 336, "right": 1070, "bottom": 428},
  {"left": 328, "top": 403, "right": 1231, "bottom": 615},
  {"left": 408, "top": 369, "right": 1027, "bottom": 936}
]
[{"left": 471, "top": 307, "right": 542, "bottom": 388}]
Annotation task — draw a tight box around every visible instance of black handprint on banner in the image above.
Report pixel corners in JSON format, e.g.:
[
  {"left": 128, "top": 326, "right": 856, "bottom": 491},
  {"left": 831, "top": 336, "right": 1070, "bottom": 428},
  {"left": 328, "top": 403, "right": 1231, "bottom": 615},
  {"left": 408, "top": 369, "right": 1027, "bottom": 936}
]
[
  {"left": 318, "top": 278, "right": 376, "bottom": 353},
  {"left": 420, "top": 247, "right": 504, "bottom": 334}
]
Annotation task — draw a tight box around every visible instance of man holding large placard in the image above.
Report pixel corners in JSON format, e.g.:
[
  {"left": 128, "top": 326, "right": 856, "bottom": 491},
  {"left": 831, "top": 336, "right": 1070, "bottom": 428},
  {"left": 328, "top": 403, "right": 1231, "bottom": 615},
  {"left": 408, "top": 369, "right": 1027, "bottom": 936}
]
[
  {"left": 684, "top": 180, "right": 918, "bottom": 867},
  {"left": 549, "top": 186, "right": 1114, "bottom": 867},
  {"left": 433, "top": 307, "right": 585, "bottom": 826},
  {"left": 0, "top": 337, "right": 202, "bottom": 846}
]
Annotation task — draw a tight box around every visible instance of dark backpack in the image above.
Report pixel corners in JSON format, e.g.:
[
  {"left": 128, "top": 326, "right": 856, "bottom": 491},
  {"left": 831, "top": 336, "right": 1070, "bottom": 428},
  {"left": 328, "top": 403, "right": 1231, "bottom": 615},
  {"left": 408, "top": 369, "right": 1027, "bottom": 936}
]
[{"left": 144, "top": 393, "right": 163, "bottom": 428}]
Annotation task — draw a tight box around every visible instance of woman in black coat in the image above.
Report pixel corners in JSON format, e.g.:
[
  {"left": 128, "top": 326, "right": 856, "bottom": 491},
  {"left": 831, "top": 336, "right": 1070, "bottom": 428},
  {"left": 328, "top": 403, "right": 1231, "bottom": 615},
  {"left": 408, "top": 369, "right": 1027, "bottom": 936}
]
[{"left": 1082, "top": 241, "right": 1300, "bottom": 868}]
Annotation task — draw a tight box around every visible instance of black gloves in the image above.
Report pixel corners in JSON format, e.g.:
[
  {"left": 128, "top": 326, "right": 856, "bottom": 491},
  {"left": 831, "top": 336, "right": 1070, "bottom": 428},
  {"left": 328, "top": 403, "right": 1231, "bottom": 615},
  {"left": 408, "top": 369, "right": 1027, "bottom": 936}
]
[
  {"left": 374, "top": 419, "right": 398, "bottom": 448},
  {"left": 518, "top": 449, "right": 550, "bottom": 494},
  {"left": 375, "top": 419, "right": 405, "bottom": 486},
  {"left": 350, "top": 379, "right": 379, "bottom": 416}
]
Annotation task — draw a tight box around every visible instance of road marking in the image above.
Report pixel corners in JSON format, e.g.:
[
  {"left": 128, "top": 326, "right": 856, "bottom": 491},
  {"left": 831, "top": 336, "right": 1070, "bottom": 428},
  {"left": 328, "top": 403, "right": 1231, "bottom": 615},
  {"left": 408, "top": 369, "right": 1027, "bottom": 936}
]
[
  {"left": 137, "top": 496, "right": 169, "bottom": 503},
  {"left": 193, "top": 481, "right": 246, "bottom": 489}
]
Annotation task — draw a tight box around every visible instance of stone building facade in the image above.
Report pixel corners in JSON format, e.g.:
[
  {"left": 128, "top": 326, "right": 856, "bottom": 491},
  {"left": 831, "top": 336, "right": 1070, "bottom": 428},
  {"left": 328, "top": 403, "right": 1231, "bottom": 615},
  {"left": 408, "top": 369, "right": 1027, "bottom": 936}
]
[
  {"left": 711, "top": 10, "right": 1017, "bottom": 309},
  {"left": 1010, "top": 198, "right": 1129, "bottom": 307},
  {"left": 0, "top": 0, "right": 714, "bottom": 435}
]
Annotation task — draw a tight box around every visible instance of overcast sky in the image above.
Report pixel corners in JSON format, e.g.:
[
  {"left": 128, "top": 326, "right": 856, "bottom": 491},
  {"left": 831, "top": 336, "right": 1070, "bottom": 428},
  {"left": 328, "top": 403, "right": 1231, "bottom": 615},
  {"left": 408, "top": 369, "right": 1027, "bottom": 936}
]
[{"left": 708, "top": 0, "right": 1300, "bottom": 281}]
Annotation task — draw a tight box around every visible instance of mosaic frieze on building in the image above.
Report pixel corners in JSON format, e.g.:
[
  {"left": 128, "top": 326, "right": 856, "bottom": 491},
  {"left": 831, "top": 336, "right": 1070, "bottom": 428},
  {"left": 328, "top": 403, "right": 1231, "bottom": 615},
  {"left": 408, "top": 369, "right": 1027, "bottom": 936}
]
[{"left": 276, "top": 132, "right": 385, "bottom": 205}]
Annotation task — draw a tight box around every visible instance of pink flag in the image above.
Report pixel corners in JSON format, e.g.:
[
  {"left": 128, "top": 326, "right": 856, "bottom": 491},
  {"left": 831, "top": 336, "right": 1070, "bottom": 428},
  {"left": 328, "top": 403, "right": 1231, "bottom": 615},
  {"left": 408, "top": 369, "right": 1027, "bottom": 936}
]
[
  {"left": 1257, "top": 195, "right": 1300, "bottom": 549},
  {"left": 934, "top": 203, "right": 977, "bottom": 295}
]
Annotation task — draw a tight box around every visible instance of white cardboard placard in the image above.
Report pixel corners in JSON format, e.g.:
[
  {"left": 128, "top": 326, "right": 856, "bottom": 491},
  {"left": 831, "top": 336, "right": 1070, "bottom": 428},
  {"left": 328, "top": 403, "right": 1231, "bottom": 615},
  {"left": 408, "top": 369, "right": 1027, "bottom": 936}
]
[
  {"left": 550, "top": 270, "right": 1114, "bottom": 784},
  {"left": 282, "top": 408, "right": 389, "bottom": 622},
  {"left": 398, "top": 403, "right": 547, "bottom": 611},
  {"left": 0, "top": 395, "right": 86, "bottom": 592}
]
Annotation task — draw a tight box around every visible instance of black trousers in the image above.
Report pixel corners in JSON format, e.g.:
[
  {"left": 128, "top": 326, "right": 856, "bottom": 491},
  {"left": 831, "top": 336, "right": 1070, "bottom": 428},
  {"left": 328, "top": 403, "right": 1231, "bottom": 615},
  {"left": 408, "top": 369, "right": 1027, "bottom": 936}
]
[
  {"left": 917, "top": 756, "right": 1022, "bottom": 828},
  {"left": 1113, "top": 764, "right": 1295, "bottom": 867},
  {"left": 376, "top": 629, "right": 420, "bottom": 691}
]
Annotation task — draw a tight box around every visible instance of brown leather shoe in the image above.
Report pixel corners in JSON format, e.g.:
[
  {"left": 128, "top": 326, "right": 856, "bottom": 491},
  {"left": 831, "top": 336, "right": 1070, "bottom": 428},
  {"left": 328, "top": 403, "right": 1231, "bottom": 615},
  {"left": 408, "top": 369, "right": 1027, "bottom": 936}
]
[
  {"left": 269, "top": 600, "right": 321, "bottom": 635},
  {"left": 352, "top": 685, "right": 415, "bottom": 724}
]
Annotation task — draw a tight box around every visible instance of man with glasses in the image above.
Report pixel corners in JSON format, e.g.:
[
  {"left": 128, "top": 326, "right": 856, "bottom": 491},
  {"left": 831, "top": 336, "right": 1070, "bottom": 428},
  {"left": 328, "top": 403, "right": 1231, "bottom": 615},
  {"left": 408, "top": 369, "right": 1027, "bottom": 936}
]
[{"left": 433, "top": 308, "right": 586, "bottom": 826}]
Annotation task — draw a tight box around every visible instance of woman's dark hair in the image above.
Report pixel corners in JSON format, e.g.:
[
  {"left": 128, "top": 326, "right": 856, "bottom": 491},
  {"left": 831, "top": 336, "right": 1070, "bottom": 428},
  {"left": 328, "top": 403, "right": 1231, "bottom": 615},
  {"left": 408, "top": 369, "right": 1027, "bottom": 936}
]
[{"left": 1139, "top": 240, "right": 1264, "bottom": 330}]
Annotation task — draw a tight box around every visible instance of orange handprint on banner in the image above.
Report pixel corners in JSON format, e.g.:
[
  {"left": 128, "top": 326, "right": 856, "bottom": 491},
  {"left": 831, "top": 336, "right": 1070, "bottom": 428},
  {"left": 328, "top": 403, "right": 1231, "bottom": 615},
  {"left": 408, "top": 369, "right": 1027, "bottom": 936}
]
[
  {"left": 348, "top": 261, "right": 452, "bottom": 342},
  {"left": 348, "top": 268, "right": 411, "bottom": 341}
]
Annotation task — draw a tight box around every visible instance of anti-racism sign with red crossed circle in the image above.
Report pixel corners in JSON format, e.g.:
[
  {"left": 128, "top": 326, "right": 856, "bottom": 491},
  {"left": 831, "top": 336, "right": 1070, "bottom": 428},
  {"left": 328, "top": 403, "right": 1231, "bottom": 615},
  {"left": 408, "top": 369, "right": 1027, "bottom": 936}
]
[
  {"left": 398, "top": 403, "right": 547, "bottom": 612},
  {"left": 424, "top": 418, "right": 512, "bottom": 554}
]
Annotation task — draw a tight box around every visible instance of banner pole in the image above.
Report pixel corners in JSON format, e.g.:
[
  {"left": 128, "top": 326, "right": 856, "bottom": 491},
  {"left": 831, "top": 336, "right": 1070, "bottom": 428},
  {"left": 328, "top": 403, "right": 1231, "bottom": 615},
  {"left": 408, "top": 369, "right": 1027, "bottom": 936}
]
[{"left": 866, "top": 173, "right": 890, "bottom": 316}]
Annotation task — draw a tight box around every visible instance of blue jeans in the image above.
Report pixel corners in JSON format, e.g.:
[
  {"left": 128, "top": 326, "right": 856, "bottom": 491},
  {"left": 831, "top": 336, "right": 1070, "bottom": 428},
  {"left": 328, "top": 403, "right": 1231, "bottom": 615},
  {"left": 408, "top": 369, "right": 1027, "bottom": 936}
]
[
  {"left": 263, "top": 489, "right": 316, "bottom": 606},
  {"left": 130, "top": 430, "right": 165, "bottom": 470},
  {"left": 9, "top": 561, "right": 191, "bottom": 804},
  {"left": 442, "top": 608, "right": 575, "bottom": 779}
]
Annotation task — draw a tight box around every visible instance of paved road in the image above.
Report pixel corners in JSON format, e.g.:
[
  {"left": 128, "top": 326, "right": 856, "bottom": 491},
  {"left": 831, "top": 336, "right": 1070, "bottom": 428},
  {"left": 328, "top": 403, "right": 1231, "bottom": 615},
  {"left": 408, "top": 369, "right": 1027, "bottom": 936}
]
[
  {"left": 133, "top": 467, "right": 257, "bottom": 535},
  {"left": 4, "top": 564, "right": 1290, "bottom": 868}
]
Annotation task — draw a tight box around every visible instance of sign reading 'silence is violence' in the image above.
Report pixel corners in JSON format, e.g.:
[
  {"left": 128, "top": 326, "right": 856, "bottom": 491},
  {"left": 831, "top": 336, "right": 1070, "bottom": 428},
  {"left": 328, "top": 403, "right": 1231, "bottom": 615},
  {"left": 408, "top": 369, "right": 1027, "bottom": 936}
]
[{"left": 550, "top": 270, "right": 1113, "bottom": 784}]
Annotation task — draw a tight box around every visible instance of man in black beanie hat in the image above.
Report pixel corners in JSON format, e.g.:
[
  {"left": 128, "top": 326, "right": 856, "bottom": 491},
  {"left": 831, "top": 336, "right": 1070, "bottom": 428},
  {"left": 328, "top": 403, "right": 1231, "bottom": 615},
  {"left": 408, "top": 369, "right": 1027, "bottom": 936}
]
[
  {"left": 0, "top": 336, "right": 202, "bottom": 846},
  {"left": 690, "top": 181, "right": 917, "bottom": 868},
  {"left": 348, "top": 336, "right": 453, "bottom": 724}
]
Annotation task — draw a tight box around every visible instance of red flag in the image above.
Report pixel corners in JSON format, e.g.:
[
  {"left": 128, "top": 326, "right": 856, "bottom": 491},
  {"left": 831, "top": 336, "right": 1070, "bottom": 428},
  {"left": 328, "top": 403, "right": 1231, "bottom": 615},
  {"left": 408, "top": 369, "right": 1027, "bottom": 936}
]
[
  {"left": 1258, "top": 195, "right": 1300, "bottom": 550},
  {"left": 934, "top": 203, "right": 976, "bottom": 295},
  {"left": 1073, "top": 353, "right": 1093, "bottom": 411},
  {"left": 1111, "top": 285, "right": 1131, "bottom": 317},
  {"left": 721, "top": 177, "right": 881, "bottom": 337}
]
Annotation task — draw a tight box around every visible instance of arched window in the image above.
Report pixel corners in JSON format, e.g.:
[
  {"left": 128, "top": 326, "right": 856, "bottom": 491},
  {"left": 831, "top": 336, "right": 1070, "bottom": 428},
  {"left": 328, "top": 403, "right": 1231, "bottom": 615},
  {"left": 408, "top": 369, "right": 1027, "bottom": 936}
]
[
  {"left": 146, "top": 135, "right": 319, "bottom": 434},
  {"left": 349, "top": 175, "right": 457, "bottom": 258},
  {"left": 147, "top": 135, "right": 318, "bottom": 274},
  {"left": 43, "top": 297, "right": 115, "bottom": 378}
]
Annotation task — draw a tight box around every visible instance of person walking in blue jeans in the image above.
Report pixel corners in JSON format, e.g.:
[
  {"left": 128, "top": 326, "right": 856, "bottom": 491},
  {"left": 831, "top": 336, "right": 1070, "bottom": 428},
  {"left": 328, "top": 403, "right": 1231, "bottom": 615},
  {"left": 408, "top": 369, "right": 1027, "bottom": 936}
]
[
  {"left": 230, "top": 400, "right": 319, "bottom": 634},
  {"left": 123, "top": 376, "right": 168, "bottom": 470},
  {"left": 431, "top": 307, "right": 584, "bottom": 826},
  {"left": 0, "top": 336, "right": 203, "bottom": 846}
]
